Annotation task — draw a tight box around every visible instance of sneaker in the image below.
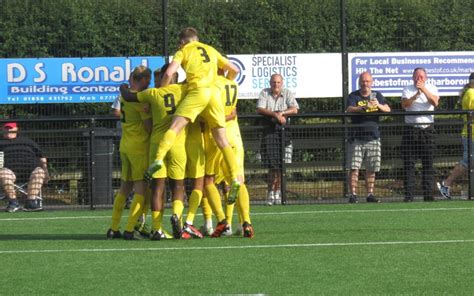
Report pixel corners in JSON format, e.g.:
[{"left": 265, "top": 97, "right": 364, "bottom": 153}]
[
  {"left": 274, "top": 190, "right": 282, "bottom": 205},
  {"left": 199, "top": 225, "right": 214, "bottom": 237},
  {"left": 123, "top": 230, "right": 137, "bottom": 240},
  {"left": 5, "top": 199, "right": 21, "bottom": 213},
  {"left": 243, "top": 222, "right": 255, "bottom": 239},
  {"left": 227, "top": 179, "right": 241, "bottom": 204},
  {"left": 211, "top": 220, "right": 230, "bottom": 238},
  {"left": 182, "top": 223, "right": 203, "bottom": 239},
  {"left": 134, "top": 222, "right": 151, "bottom": 238},
  {"left": 437, "top": 181, "right": 451, "bottom": 200},
  {"left": 404, "top": 197, "right": 413, "bottom": 202},
  {"left": 221, "top": 227, "right": 233, "bottom": 237},
  {"left": 23, "top": 199, "right": 43, "bottom": 212},
  {"left": 106, "top": 228, "right": 122, "bottom": 239},
  {"left": 150, "top": 229, "right": 173, "bottom": 241},
  {"left": 144, "top": 160, "right": 163, "bottom": 181},
  {"left": 349, "top": 194, "right": 359, "bottom": 204},
  {"left": 366, "top": 194, "right": 380, "bottom": 203},
  {"left": 267, "top": 191, "right": 274, "bottom": 206},
  {"left": 170, "top": 214, "right": 182, "bottom": 239}
]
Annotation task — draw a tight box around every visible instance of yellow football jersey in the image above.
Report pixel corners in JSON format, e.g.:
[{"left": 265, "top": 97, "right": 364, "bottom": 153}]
[
  {"left": 462, "top": 88, "right": 474, "bottom": 137},
  {"left": 137, "top": 84, "right": 188, "bottom": 136},
  {"left": 119, "top": 97, "right": 151, "bottom": 155},
  {"left": 173, "top": 41, "right": 229, "bottom": 89}
]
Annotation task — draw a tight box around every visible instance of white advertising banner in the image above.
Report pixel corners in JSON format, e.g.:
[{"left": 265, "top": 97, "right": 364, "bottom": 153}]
[
  {"left": 348, "top": 51, "right": 474, "bottom": 97},
  {"left": 226, "top": 53, "right": 342, "bottom": 99}
]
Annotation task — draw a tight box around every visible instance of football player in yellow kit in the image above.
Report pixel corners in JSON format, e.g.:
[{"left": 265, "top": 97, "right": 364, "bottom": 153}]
[
  {"left": 121, "top": 64, "right": 189, "bottom": 240},
  {"left": 107, "top": 66, "right": 152, "bottom": 240},
  {"left": 204, "top": 70, "right": 254, "bottom": 238}
]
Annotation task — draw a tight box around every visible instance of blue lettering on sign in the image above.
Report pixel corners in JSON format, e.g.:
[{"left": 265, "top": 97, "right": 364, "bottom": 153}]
[
  {"left": 0, "top": 56, "right": 166, "bottom": 104},
  {"left": 349, "top": 53, "right": 474, "bottom": 96}
]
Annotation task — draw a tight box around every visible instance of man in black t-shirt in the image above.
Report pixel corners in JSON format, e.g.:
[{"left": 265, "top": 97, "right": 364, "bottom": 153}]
[
  {"left": 346, "top": 72, "right": 391, "bottom": 203},
  {"left": 0, "top": 122, "right": 48, "bottom": 212}
]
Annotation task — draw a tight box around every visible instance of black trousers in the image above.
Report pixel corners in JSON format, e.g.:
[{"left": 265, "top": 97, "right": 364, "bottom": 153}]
[{"left": 401, "top": 125, "right": 436, "bottom": 200}]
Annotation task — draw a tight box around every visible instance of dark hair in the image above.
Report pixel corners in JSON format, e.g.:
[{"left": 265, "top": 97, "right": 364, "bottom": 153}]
[
  {"left": 413, "top": 67, "right": 427, "bottom": 75},
  {"left": 131, "top": 66, "right": 151, "bottom": 82}
]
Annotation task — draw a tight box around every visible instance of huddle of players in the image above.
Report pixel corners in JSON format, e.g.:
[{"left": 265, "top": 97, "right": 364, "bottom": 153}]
[{"left": 106, "top": 27, "right": 254, "bottom": 240}]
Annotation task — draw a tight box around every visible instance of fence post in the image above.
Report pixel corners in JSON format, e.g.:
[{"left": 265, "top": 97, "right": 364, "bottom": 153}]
[
  {"left": 340, "top": 0, "right": 350, "bottom": 198},
  {"left": 88, "top": 119, "right": 96, "bottom": 209},
  {"left": 468, "top": 112, "right": 473, "bottom": 200},
  {"left": 281, "top": 123, "right": 287, "bottom": 205},
  {"left": 162, "top": 0, "right": 169, "bottom": 62}
]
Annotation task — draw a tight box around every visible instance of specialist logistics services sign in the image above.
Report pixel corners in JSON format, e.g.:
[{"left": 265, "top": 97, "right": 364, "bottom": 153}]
[
  {"left": 349, "top": 51, "right": 474, "bottom": 96},
  {"left": 227, "top": 53, "right": 342, "bottom": 99},
  {"left": 0, "top": 56, "right": 165, "bottom": 104}
]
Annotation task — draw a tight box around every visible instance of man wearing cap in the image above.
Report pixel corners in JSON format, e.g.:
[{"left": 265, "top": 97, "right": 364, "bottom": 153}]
[{"left": 0, "top": 122, "right": 48, "bottom": 212}]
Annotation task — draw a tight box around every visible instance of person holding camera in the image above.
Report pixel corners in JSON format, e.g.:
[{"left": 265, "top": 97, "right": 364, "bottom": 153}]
[{"left": 346, "top": 72, "right": 391, "bottom": 203}]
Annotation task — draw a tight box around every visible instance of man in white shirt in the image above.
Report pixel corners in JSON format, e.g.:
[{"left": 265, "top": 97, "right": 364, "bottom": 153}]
[{"left": 401, "top": 67, "right": 439, "bottom": 201}]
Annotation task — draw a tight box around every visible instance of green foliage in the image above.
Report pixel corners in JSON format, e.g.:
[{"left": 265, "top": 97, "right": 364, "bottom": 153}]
[{"left": 0, "top": 0, "right": 472, "bottom": 117}]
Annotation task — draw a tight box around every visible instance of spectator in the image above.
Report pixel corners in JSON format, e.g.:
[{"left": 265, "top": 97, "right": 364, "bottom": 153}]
[
  {"left": 257, "top": 73, "right": 299, "bottom": 206},
  {"left": 401, "top": 67, "right": 439, "bottom": 202},
  {"left": 437, "top": 72, "right": 474, "bottom": 199},
  {"left": 0, "top": 122, "right": 48, "bottom": 212},
  {"left": 346, "top": 72, "right": 391, "bottom": 203}
]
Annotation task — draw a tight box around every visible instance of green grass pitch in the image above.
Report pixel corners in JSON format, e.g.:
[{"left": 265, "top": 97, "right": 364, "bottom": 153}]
[{"left": 0, "top": 201, "right": 473, "bottom": 295}]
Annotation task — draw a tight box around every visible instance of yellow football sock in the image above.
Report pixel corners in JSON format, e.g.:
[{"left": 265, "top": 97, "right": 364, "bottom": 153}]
[
  {"left": 110, "top": 192, "right": 127, "bottom": 231},
  {"left": 236, "top": 184, "right": 251, "bottom": 224},
  {"left": 204, "top": 184, "right": 225, "bottom": 222},
  {"left": 221, "top": 146, "right": 238, "bottom": 180},
  {"left": 125, "top": 193, "right": 145, "bottom": 232},
  {"left": 152, "top": 210, "right": 162, "bottom": 231},
  {"left": 156, "top": 129, "right": 177, "bottom": 161},
  {"left": 185, "top": 189, "right": 203, "bottom": 225},
  {"left": 201, "top": 196, "right": 213, "bottom": 222},
  {"left": 172, "top": 199, "right": 184, "bottom": 220},
  {"left": 225, "top": 202, "right": 235, "bottom": 225}
]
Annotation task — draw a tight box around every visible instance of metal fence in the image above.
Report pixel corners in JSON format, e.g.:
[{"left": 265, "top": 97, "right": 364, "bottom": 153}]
[{"left": 1, "top": 111, "right": 471, "bottom": 210}]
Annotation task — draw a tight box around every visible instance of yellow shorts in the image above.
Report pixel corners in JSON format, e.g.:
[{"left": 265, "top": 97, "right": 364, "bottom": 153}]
[
  {"left": 185, "top": 120, "right": 205, "bottom": 179},
  {"left": 175, "top": 86, "right": 225, "bottom": 129},
  {"left": 149, "top": 130, "right": 187, "bottom": 180},
  {"left": 120, "top": 152, "right": 149, "bottom": 182}
]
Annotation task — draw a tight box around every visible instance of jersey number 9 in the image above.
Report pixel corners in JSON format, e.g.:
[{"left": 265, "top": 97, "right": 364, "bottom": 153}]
[{"left": 164, "top": 93, "right": 176, "bottom": 115}]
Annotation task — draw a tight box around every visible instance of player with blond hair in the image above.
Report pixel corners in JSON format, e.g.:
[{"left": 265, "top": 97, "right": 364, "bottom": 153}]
[{"left": 107, "top": 65, "right": 152, "bottom": 240}]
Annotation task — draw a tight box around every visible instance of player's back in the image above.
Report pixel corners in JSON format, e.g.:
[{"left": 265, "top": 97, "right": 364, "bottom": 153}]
[
  {"left": 137, "top": 84, "right": 188, "bottom": 136},
  {"left": 175, "top": 41, "right": 226, "bottom": 89},
  {"left": 120, "top": 98, "right": 150, "bottom": 155}
]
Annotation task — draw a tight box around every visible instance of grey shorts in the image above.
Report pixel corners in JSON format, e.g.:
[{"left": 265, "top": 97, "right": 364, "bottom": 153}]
[{"left": 347, "top": 138, "right": 381, "bottom": 172}]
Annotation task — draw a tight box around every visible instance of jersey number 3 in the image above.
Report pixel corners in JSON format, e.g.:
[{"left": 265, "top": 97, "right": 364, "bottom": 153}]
[{"left": 197, "top": 47, "right": 210, "bottom": 63}]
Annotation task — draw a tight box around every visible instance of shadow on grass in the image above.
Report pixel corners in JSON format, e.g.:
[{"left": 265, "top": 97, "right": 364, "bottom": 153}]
[{"left": 0, "top": 233, "right": 105, "bottom": 240}]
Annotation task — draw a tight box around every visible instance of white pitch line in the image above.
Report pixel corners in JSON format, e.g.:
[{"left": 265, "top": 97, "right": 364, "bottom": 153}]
[
  {"left": 0, "top": 207, "right": 472, "bottom": 222},
  {"left": 0, "top": 239, "right": 472, "bottom": 255}
]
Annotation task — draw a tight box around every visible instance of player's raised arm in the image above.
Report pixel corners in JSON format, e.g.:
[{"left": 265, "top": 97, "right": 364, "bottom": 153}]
[
  {"left": 222, "top": 61, "right": 239, "bottom": 81},
  {"left": 119, "top": 83, "right": 139, "bottom": 102},
  {"left": 160, "top": 61, "right": 180, "bottom": 87}
]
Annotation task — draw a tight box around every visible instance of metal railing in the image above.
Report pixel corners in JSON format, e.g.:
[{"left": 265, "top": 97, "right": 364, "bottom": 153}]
[{"left": 1, "top": 111, "right": 471, "bottom": 209}]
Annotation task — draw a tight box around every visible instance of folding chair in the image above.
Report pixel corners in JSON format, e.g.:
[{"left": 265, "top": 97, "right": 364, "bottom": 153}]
[{"left": 0, "top": 182, "right": 43, "bottom": 208}]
